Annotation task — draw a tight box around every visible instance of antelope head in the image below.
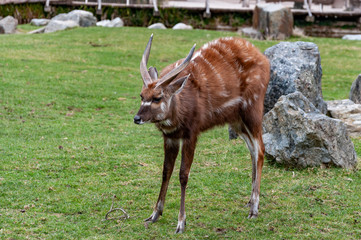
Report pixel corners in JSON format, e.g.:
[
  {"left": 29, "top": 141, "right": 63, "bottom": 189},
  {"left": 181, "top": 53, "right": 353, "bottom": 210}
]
[{"left": 134, "top": 34, "right": 196, "bottom": 125}]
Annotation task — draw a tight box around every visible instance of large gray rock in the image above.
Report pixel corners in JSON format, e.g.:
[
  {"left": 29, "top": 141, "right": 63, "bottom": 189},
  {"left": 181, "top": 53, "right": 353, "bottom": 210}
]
[
  {"left": 172, "top": 23, "right": 193, "bottom": 30},
  {"left": 342, "top": 35, "right": 361, "bottom": 40},
  {"left": 327, "top": 99, "right": 361, "bottom": 137},
  {"left": 30, "top": 18, "right": 50, "bottom": 26},
  {"left": 52, "top": 10, "right": 96, "bottom": 27},
  {"left": 96, "top": 17, "right": 124, "bottom": 27},
  {"left": 264, "top": 41, "right": 327, "bottom": 114},
  {"left": 44, "top": 20, "right": 79, "bottom": 33},
  {"left": 0, "top": 16, "right": 18, "bottom": 34},
  {"left": 349, "top": 74, "right": 361, "bottom": 103},
  {"left": 148, "top": 23, "right": 166, "bottom": 29},
  {"left": 253, "top": 4, "right": 293, "bottom": 40},
  {"left": 263, "top": 92, "right": 357, "bottom": 169}
]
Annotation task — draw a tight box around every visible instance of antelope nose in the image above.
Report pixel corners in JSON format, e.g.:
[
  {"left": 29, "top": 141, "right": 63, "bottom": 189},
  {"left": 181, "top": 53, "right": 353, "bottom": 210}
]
[{"left": 134, "top": 115, "right": 141, "bottom": 124}]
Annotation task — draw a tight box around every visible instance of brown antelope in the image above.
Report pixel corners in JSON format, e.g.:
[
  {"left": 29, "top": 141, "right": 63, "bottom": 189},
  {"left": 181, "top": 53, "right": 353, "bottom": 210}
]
[{"left": 134, "top": 34, "right": 270, "bottom": 233}]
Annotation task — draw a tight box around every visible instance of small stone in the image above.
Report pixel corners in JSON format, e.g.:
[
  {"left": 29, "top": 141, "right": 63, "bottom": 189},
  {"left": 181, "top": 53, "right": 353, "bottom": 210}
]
[
  {"left": 30, "top": 18, "right": 50, "bottom": 26},
  {"left": 172, "top": 23, "right": 193, "bottom": 30},
  {"left": 96, "top": 17, "right": 124, "bottom": 28},
  {"left": 148, "top": 23, "right": 166, "bottom": 29},
  {"left": 238, "top": 27, "right": 262, "bottom": 40},
  {"left": 342, "top": 34, "right": 361, "bottom": 40}
]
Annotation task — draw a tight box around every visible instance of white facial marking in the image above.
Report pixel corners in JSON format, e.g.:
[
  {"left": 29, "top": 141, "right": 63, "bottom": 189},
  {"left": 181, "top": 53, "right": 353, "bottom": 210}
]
[
  {"left": 160, "top": 102, "right": 167, "bottom": 112},
  {"left": 254, "top": 75, "right": 261, "bottom": 80},
  {"left": 142, "top": 101, "right": 152, "bottom": 106},
  {"left": 254, "top": 94, "right": 259, "bottom": 101},
  {"left": 248, "top": 99, "right": 252, "bottom": 106},
  {"left": 137, "top": 119, "right": 150, "bottom": 125}
]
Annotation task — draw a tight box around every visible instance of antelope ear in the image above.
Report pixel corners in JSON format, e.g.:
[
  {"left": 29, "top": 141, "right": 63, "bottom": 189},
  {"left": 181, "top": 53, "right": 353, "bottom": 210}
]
[
  {"left": 148, "top": 67, "right": 158, "bottom": 82},
  {"left": 167, "top": 74, "right": 190, "bottom": 95}
]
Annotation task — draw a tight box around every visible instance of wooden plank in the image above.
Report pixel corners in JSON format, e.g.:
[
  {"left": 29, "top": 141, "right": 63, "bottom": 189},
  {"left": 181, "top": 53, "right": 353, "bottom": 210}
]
[{"left": 0, "top": 0, "right": 45, "bottom": 5}]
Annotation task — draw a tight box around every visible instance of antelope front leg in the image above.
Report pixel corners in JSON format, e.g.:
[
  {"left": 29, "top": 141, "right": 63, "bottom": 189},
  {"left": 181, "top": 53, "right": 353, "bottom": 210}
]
[
  {"left": 145, "top": 138, "right": 180, "bottom": 223},
  {"left": 175, "top": 135, "right": 197, "bottom": 234}
]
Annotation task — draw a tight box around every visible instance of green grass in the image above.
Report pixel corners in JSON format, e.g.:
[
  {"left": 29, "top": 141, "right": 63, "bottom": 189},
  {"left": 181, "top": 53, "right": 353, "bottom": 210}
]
[{"left": 0, "top": 26, "right": 360, "bottom": 239}]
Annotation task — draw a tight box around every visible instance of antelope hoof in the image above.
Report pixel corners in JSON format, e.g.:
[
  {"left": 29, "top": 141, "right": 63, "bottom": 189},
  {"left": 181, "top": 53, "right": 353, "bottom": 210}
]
[
  {"left": 144, "top": 211, "right": 161, "bottom": 223},
  {"left": 175, "top": 220, "right": 186, "bottom": 234},
  {"left": 247, "top": 211, "right": 258, "bottom": 219}
]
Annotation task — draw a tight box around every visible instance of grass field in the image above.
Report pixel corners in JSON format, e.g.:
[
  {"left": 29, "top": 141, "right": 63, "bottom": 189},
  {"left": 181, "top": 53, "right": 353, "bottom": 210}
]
[{"left": 1, "top": 26, "right": 361, "bottom": 239}]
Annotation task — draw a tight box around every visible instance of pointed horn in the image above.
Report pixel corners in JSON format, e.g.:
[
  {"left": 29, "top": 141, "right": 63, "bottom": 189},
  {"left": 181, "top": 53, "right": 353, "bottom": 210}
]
[
  {"left": 155, "top": 44, "right": 196, "bottom": 88},
  {"left": 140, "top": 34, "right": 154, "bottom": 86}
]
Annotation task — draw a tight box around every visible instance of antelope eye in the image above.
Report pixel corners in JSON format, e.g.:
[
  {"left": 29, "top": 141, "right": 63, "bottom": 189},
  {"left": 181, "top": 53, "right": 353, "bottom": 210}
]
[{"left": 152, "top": 97, "right": 162, "bottom": 103}]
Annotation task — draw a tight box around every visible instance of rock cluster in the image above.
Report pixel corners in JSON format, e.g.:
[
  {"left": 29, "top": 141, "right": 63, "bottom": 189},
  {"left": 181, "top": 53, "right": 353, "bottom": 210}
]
[
  {"left": 263, "top": 92, "right": 357, "bottom": 169},
  {"left": 28, "top": 10, "right": 112, "bottom": 34},
  {"left": 229, "top": 41, "right": 357, "bottom": 169}
]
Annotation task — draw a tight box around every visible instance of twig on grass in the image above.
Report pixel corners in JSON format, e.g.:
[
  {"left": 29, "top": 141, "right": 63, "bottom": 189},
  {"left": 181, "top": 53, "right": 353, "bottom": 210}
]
[{"left": 104, "top": 195, "right": 129, "bottom": 221}]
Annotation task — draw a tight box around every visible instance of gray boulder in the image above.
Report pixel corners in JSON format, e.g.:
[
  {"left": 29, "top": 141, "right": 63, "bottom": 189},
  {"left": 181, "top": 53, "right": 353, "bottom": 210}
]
[
  {"left": 44, "top": 20, "right": 79, "bottom": 33},
  {"left": 263, "top": 92, "right": 357, "bottom": 169},
  {"left": 349, "top": 74, "right": 361, "bottom": 103},
  {"left": 264, "top": 41, "right": 327, "bottom": 114},
  {"left": 172, "top": 23, "right": 193, "bottom": 30},
  {"left": 52, "top": 10, "right": 96, "bottom": 27},
  {"left": 148, "top": 23, "right": 166, "bottom": 29},
  {"left": 327, "top": 99, "right": 361, "bottom": 137},
  {"left": 30, "top": 18, "right": 50, "bottom": 26},
  {"left": 0, "top": 16, "right": 18, "bottom": 34},
  {"left": 342, "top": 34, "right": 361, "bottom": 40},
  {"left": 253, "top": 4, "right": 293, "bottom": 40},
  {"left": 96, "top": 17, "right": 124, "bottom": 27}
]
